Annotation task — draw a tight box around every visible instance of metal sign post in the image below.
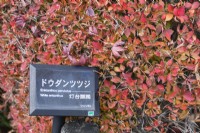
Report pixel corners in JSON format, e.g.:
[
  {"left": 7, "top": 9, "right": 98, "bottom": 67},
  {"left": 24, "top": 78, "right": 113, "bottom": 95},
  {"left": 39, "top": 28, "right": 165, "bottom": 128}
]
[{"left": 52, "top": 116, "right": 65, "bottom": 133}]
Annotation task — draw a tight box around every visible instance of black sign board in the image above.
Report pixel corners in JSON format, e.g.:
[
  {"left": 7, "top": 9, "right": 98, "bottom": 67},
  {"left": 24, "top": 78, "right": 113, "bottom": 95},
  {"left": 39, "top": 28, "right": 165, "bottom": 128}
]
[{"left": 29, "top": 64, "right": 99, "bottom": 116}]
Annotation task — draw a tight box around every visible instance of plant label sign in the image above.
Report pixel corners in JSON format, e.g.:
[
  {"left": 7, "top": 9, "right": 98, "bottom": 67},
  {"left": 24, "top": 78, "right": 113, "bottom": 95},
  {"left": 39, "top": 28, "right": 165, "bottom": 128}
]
[{"left": 29, "top": 64, "right": 99, "bottom": 116}]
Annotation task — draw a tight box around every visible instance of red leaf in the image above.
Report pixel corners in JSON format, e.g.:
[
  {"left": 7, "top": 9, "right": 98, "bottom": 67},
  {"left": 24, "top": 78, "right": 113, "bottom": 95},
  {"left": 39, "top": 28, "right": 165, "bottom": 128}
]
[
  {"left": 111, "top": 77, "right": 121, "bottom": 83},
  {"left": 156, "top": 24, "right": 163, "bottom": 35},
  {"left": 173, "top": 6, "right": 185, "bottom": 16},
  {"left": 167, "top": 73, "right": 173, "bottom": 82},
  {"left": 92, "top": 42, "right": 102, "bottom": 50},
  {"left": 139, "top": 0, "right": 145, "bottom": 4},
  {"left": 97, "top": 0, "right": 108, "bottom": 6},
  {"left": 183, "top": 91, "right": 195, "bottom": 102},
  {"left": 79, "top": 55, "right": 87, "bottom": 65},
  {"left": 33, "top": 0, "right": 44, "bottom": 4},
  {"left": 177, "top": 15, "right": 188, "bottom": 23},
  {"left": 146, "top": 79, "right": 152, "bottom": 86},
  {"left": 69, "top": 0, "right": 77, "bottom": 4},
  {"left": 168, "top": 86, "right": 180, "bottom": 99},
  {"left": 197, "top": 20, "right": 200, "bottom": 28},
  {"left": 86, "top": 6, "right": 95, "bottom": 17},
  {"left": 167, "top": 59, "right": 173, "bottom": 66},
  {"left": 161, "top": 14, "right": 166, "bottom": 20},
  {"left": 18, "top": 123, "right": 23, "bottom": 133},
  {"left": 168, "top": 4, "right": 175, "bottom": 12},
  {"left": 143, "top": 41, "right": 151, "bottom": 46},
  {"left": 116, "top": 107, "right": 124, "bottom": 112},
  {"left": 154, "top": 41, "right": 165, "bottom": 47},
  {"left": 136, "top": 96, "right": 146, "bottom": 108},
  {"left": 153, "top": 3, "right": 162, "bottom": 10},
  {"left": 185, "top": 2, "right": 192, "bottom": 9},
  {"left": 121, "top": 89, "right": 129, "bottom": 99},
  {"left": 124, "top": 28, "right": 131, "bottom": 37},
  {"left": 153, "top": 120, "right": 160, "bottom": 127},
  {"left": 147, "top": 24, "right": 156, "bottom": 31},
  {"left": 117, "top": 58, "right": 125, "bottom": 63},
  {"left": 163, "top": 29, "right": 174, "bottom": 41},
  {"left": 191, "top": 2, "right": 199, "bottom": 10},
  {"left": 186, "top": 64, "right": 195, "bottom": 71},
  {"left": 144, "top": 126, "right": 152, "bottom": 131},
  {"left": 46, "top": 35, "right": 56, "bottom": 45},
  {"left": 140, "top": 13, "right": 146, "bottom": 23},
  {"left": 180, "top": 104, "right": 188, "bottom": 111},
  {"left": 157, "top": 84, "right": 164, "bottom": 92},
  {"left": 108, "top": 101, "right": 117, "bottom": 109},
  {"left": 127, "top": 107, "right": 133, "bottom": 116},
  {"left": 104, "top": 80, "right": 111, "bottom": 88},
  {"left": 127, "top": 60, "right": 133, "bottom": 68},
  {"left": 158, "top": 75, "right": 167, "bottom": 83},
  {"left": 91, "top": 58, "right": 100, "bottom": 66},
  {"left": 123, "top": 73, "right": 135, "bottom": 86},
  {"left": 119, "top": 99, "right": 132, "bottom": 106},
  {"left": 48, "top": 3, "right": 60, "bottom": 14},
  {"left": 142, "top": 83, "right": 148, "bottom": 91},
  {"left": 20, "top": 61, "right": 27, "bottom": 72},
  {"left": 154, "top": 67, "right": 162, "bottom": 74},
  {"left": 148, "top": 88, "right": 156, "bottom": 95},
  {"left": 112, "top": 41, "right": 125, "bottom": 57},
  {"left": 110, "top": 85, "right": 117, "bottom": 97},
  {"left": 0, "top": 105, "right": 3, "bottom": 110}
]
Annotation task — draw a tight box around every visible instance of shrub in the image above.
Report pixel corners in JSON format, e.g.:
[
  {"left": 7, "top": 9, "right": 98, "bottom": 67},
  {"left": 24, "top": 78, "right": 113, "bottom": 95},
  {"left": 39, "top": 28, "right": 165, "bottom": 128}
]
[{"left": 0, "top": 0, "right": 200, "bottom": 132}]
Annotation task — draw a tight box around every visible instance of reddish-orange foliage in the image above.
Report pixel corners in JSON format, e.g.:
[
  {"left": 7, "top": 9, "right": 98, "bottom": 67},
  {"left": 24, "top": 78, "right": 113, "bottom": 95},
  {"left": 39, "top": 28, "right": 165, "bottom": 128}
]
[{"left": 0, "top": 0, "right": 200, "bottom": 132}]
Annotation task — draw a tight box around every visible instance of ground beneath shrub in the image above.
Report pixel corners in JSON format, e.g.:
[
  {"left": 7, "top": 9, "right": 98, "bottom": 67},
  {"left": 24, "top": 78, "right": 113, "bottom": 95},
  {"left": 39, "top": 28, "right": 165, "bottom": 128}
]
[{"left": 61, "top": 120, "right": 99, "bottom": 133}]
